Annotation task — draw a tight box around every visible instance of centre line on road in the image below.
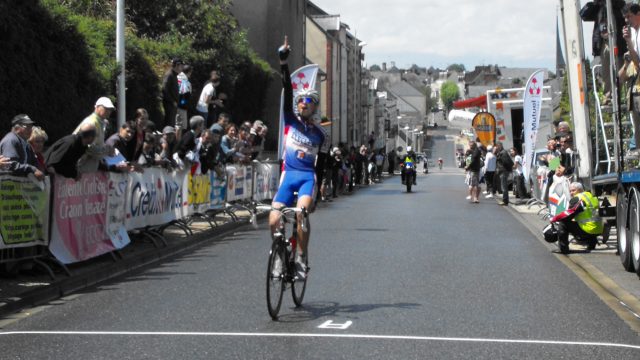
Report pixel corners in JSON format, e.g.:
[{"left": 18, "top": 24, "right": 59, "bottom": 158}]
[{"left": 1, "top": 331, "right": 639, "bottom": 350}]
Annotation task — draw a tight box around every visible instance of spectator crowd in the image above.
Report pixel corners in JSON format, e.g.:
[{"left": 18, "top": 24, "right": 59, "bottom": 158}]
[
  {"left": 459, "top": 120, "right": 575, "bottom": 207},
  {"left": 0, "top": 59, "right": 269, "bottom": 182}
]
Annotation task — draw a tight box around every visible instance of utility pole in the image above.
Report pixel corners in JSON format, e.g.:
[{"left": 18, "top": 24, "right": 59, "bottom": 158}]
[{"left": 116, "top": 0, "right": 126, "bottom": 128}]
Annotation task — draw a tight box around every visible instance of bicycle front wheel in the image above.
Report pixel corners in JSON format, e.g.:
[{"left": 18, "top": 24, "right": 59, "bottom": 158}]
[
  {"left": 266, "top": 240, "right": 285, "bottom": 320},
  {"left": 291, "top": 249, "right": 308, "bottom": 307}
]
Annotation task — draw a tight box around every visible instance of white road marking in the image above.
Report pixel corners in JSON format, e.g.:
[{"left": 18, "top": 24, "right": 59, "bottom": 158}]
[
  {"left": 0, "top": 331, "right": 639, "bottom": 350},
  {"left": 318, "top": 320, "right": 353, "bottom": 330}
]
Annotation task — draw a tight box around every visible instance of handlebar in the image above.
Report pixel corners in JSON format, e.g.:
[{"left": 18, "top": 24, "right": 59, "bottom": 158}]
[
  {"left": 252, "top": 204, "right": 309, "bottom": 232},
  {"left": 255, "top": 204, "right": 307, "bottom": 219}
]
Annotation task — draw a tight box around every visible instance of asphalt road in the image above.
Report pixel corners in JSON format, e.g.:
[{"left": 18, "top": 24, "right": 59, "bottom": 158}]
[{"left": 1, "top": 131, "right": 640, "bottom": 359}]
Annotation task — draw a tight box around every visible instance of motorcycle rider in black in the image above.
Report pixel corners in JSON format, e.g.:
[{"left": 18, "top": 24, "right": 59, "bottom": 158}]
[{"left": 401, "top": 146, "right": 418, "bottom": 185}]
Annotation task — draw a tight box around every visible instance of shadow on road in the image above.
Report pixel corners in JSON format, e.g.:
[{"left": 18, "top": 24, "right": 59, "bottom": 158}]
[{"left": 276, "top": 301, "right": 421, "bottom": 322}]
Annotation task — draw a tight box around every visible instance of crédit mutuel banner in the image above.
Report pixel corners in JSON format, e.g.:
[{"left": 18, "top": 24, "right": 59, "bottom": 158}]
[{"left": 522, "top": 70, "right": 545, "bottom": 187}]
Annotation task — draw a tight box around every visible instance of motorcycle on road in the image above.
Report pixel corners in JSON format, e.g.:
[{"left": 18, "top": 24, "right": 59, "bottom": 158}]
[{"left": 403, "top": 160, "right": 416, "bottom": 193}]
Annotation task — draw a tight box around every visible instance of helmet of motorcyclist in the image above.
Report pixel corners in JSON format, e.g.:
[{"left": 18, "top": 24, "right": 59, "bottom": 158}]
[
  {"left": 542, "top": 223, "right": 558, "bottom": 243},
  {"left": 407, "top": 146, "right": 412, "bottom": 152}
]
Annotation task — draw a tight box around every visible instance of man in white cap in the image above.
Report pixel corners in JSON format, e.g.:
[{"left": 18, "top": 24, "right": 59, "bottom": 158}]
[{"left": 73, "top": 97, "right": 115, "bottom": 173}]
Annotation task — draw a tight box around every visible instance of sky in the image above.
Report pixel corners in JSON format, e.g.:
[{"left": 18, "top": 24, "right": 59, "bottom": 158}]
[{"left": 310, "top": 0, "right": 594, "bottom": 72}]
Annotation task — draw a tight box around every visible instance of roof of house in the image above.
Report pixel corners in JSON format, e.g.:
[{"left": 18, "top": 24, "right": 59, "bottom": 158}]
[
  {"left": 387, "top": 81, "right": 424, "bottom": 97},
  {"left": 499, "top": 67, "right": 547, "bottom": 81},
  {"left": 464, "top": 65, "right": 501, "bottom": 85}
]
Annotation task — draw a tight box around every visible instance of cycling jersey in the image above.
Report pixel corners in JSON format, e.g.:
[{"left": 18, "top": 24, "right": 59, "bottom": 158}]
[
  {"left": 274, "top": 63, "right": 326, "bottom": 205},
  {"left": 280, "top": 64, "right": 326, "bottom": 173}
]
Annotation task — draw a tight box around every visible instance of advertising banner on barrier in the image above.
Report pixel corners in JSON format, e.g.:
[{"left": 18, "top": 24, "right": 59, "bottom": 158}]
[
  {"left": 125, "top": 168, "right": 188, "bottom": 229},
  {"left": 209, "top": 172, "right": 226, "bottom": 209},
  {"left": 253, "top": 162, "right": 280, "bottom": 201},
  {"left": 188, "top": 170, "right": 228, "bottom": 212},
  {"left": 244, "top": 165, "right": 253, "bottom": 201},
  {"left": 187, "top": 172, "right": 212, "bottom": 214},
  {"left": 0, "top": 175, "right": 50, "bottom": 249},
  {"left": 226, "top": 165, "right": 251, "bottom": 202},
  {"left": 50, "top": 173, "right": 130, "bottom": 264},
  {"left": 225, "top": 165, "right": 239, "bottom": 202}
]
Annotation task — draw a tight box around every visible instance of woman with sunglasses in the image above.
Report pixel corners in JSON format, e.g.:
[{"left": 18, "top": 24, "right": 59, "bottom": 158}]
[{"left": 268, "top": 36, "right": 327, "bottom": 281}]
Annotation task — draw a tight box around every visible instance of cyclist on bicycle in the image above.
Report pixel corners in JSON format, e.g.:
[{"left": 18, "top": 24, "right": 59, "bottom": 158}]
[{"left": 270, "top": 36, "right": 326, "bottom": 280}]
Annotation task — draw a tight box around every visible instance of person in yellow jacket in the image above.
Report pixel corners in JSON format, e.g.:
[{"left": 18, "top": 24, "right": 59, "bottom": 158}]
[{"left": 550, "top": 182, "right": 603, "bottom": 254}]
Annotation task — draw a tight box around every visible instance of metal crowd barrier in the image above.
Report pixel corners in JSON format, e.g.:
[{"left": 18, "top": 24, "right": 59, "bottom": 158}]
[{"left": 0, "top": 160, "right": 281, "bottom": 277}]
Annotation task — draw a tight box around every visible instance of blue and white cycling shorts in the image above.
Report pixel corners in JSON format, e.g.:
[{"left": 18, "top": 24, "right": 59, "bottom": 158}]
[{"left": 273, "top": 170, "right": 316, "bottom": 206}]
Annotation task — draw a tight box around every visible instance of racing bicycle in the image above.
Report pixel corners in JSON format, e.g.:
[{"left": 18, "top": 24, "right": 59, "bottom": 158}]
[{"left": 253, "top": 205, "right": 309, "bottom": 320}]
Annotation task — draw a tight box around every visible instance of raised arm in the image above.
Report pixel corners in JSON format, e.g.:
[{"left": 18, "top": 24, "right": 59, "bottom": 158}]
[{"left": 278, "top": 36, "right": 293, "bottom": 115}]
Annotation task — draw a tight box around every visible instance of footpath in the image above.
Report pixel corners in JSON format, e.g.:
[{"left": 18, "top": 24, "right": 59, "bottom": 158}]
[{"left": 506, "top": 194, "right": 640, "bottom": 332}]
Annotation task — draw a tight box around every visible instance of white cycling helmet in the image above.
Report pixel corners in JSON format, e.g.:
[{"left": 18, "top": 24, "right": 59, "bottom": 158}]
[
  {"left": 295, "top": 89, "right": 320, "bottom": 105},
  {"left": 407, "top": 146, "right": 412, "bottom": 152}
]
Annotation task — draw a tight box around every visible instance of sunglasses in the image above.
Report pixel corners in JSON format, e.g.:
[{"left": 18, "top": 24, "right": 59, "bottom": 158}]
[{"left": 297, "top": 97, "right": 316, "bottom": 104}]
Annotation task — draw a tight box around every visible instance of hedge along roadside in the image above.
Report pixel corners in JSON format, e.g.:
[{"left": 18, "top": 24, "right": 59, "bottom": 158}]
[
  {"left": 0, "top": 1, "right": 272, "bottom": 144},
  {"left": 0, "top": 161, "right": 279, "bottom": 265}
]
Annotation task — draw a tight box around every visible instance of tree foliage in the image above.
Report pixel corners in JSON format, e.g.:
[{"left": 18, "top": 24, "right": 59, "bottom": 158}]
[
  {"left": 447, "top": 64, "right": 466, "bottom": 73},
  {"left": 0, "top": 0, "right": 109, "bottom": 142},
  {"left": 425, "top": 86, "right": 435, "bottom": 113},
  {"left": 0, "top": 0, "right": 272, "bottom": 143},
  {"left": 440, "top": 81, "right": 460, "bottom": 112}
]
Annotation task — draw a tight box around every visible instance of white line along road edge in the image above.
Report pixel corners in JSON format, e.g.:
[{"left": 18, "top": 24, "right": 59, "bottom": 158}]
[{"left": 0, "top": 331, "right": 639, "bottom": 351}]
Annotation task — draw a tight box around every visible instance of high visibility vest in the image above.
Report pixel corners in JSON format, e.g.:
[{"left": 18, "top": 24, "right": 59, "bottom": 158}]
[{"left": 574, "top": 191, "right": 603, "bottom": 235}]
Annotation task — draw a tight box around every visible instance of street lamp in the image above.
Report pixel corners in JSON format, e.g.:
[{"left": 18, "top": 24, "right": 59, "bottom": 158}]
[
  {"left": 396, "top": 115, "right": 403, "bottom": 151},
  {"left": 415, "top": 130, "right": 424, "bottom": 153}
]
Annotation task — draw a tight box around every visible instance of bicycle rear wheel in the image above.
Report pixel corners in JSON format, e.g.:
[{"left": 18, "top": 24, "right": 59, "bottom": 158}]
[
  {"left": 291, "top": 248, "right": 308, "bottom": 307},
  {"left": 266, "top": 240, "right": 285, "bottom": 320}
]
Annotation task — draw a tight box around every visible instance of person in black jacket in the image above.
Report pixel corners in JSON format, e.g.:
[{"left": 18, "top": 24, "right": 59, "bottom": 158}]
[
  {"left": 465, "top": 141, "right": 482, "bottom": 203},
  {"left": 105, "top": 121, "right": 135, "bottom": 161},
  {"left": 176, "top": 115, "right": 205, "bottom": 164},
  {"left": 400, "top": 146, "right": 417, "bottom": 185},
  {"left": 580, "top": 0, "right": 626, "bottom": 102},
  {"left": 331, "top": 147, "right": 343, "bottom": 198},
  {"left": 494, "top": 142, "right": 513, "bottom": 206},
  {"left": 45, "top": 123, "right": 97, "bottom": 180},
  {"left": 198, "top": 129, "right": 223, "bottom": 176},
  {"left": 162, "top": 58, "right": 183, "bottom": 129}
]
